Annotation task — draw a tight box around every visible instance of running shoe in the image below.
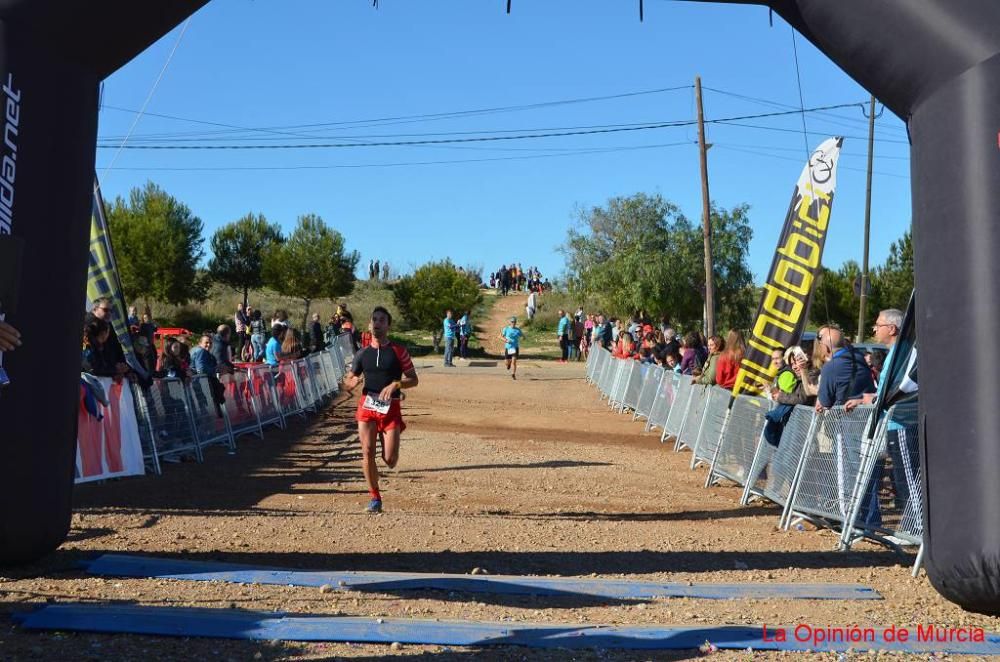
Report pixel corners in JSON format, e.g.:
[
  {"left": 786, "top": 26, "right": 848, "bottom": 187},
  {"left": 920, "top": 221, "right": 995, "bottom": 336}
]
[
  {"left": 366, "top": 498, "right": 383, "bottom": 513},
  {"left": 512, "top": 373, "right": 517, "bottom": 380}
]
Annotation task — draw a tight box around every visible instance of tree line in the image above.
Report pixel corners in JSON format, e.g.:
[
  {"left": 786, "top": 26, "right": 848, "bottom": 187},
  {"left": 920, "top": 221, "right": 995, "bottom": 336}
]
[
  {"left": 562, "top": 192, "right": 913, "bottom": 338},
  {"left": 107, "top": 181, "right": 481, "bottom": 334}
]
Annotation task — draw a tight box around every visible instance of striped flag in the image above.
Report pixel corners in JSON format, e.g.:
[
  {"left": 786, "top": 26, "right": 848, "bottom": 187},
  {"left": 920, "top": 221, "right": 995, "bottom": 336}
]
[{"left": 88, "top": 180, "right": 146, "bottom": 378}]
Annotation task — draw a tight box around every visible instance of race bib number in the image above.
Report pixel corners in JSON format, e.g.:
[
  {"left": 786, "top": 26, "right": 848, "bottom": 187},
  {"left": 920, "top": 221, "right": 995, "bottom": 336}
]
[
  {"left": 362, "top": 394, "right": 391, "bottom": 414},
  {"left": 506, "top": 347, "right": 518, "bottom": 356}
]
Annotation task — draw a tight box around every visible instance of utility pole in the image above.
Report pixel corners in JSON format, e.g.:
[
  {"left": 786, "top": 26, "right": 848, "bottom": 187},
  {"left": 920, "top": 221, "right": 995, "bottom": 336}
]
[
  {"left": 857, "top": 94, "right": 876, "bottom": 343},
  {"left": 695, "top": 76, "right": 715, "bottom": 337}
]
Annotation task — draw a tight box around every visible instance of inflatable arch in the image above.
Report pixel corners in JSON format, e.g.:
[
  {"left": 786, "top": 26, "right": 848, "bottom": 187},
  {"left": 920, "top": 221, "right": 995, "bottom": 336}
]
[{"left": 1, "top": 0, "right": 998, "bottom": 614}]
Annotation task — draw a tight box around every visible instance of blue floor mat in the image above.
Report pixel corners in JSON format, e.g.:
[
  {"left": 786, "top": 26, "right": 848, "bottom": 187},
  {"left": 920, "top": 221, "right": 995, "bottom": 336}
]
[
  {"left": 14, "top": 604, "right": 1000, "bottom": 654},
  {"left": 83, "top": 554, "right": 881, "bottom": 601}
]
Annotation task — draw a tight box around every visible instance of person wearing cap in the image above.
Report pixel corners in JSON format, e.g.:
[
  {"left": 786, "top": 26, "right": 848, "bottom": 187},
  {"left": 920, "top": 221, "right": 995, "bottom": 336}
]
[{"left": 500, "top": 316, "right": 524, "bottom": 380}]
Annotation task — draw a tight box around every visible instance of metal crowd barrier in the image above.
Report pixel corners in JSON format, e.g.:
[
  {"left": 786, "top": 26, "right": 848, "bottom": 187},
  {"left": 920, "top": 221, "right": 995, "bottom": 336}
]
[
  {"left": 662, "top": 374, "right": 694, "bottom": 443},
  {"left": 619, "top": 361, "right": 644, "bottom": 414},
  {"left": 335, "top": 331, "right": 356, "bottom": 369},
  {"left": 187, "top": 374, "right": 236, "bottom": 452},
  {"left": 133, "top": 377, "right": 203, "bottom": 468},
  {"left": 248, "top": 364, "right": 285, "bottom": 430},
  {"left": 596, "top": 352, "right": 617, "bottom": 400},
  {"left": 130, "top": 382, "right": 162, "bottom": 475},
  {"left": 690, "top": 386, "right": 732, "bottom": 471},
  {"left": 784, "top": 405, "right": 874, "bottom": 531},
  {"left": 110, "top": 348, "right": 352, "bottom": 478},
  {"left": 645, "top": 370, "right": 679, "bottom": 433},
  {"left": 221, "top": 371, "right": 263, "bottom": 441},
  {"left": 607, "top": 359, "right": 630, "bottom": 411},
  {"left": 674, "top": 383, "right": 710, "bottom": 452},
  {"left": 275, "top": 361, "right": 308, "bottom": 420},
  {"left": 633, "top": 364, "right": 663, "bottom": 422},
  {"left": 296, "top": 357, "right": 322, "bottom": 410},
  {"left": 583, "top": 360, "right": 924, "bottom": 566},
  {"left": 839, "top": 401, "right": 923, "bottom": 572},
  {"left": 742, "top": 405, "right": 817, "bottom": 527},
  {"left": 708, "top": 394, "right": 768, "bottom": 488}
]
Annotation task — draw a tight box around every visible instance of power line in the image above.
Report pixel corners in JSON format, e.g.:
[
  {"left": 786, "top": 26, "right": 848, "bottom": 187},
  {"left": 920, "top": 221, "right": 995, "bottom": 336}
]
[
  {"left": 712, "top": 120, "right": 910, "bottom": 145},
  {"left": 713, "top": 144, "right": 908, "bottom": 179},
  {"left": 95, "top": 140, "right": 696, "bottom": 172},
  {"left": 96, "top": 102, "right": 865, "bottom": 150},
  {"left": 703, "top": 85, "right": 906, "bottom": 135},
  {"left": 97, "top": 84, "right": 694, "bottom": 142},
  {"left": 98, "top": 18, "right": 192, "bottom": 181}
]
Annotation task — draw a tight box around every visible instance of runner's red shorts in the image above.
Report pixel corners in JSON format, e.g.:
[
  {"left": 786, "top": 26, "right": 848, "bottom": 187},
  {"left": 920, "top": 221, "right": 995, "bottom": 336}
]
[{"left": 355, "top": 395, "right": 406, "bottom": 434}]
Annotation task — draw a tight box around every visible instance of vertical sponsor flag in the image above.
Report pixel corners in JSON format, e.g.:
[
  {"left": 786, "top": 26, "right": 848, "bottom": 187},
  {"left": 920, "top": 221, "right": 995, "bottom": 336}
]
[
  {"left": 88, "top": 179, "right": 146, "bottom": 378},
  {"left": 732, "top": 137, "right": 843, "bottom": 396}
]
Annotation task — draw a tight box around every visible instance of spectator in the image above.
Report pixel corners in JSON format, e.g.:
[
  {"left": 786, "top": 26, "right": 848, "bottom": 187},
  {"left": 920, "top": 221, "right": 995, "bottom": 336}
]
[
  {"left": 696, "top": 335, "right": 725, "bottom": 385},
  {"left": 271, "top": 309, "right": 289, "bottom": 328},
  {"left": 867, "top": 348, "right": 888, "bottom": 385},
  {"left": 442, "top": 309, "right": 456, "bottom": 367},
  {"left": 340, "top": 311, "right": 358, "bottom": 350},
  {"left": 581, "top": 314, "right": 594, "bottom": 359},
  {"left": 557, "top": 310, "right": 571, "bottom": 363},
  {"left": 526, "top": 289, "right": 538, "bottom": 321},
  {"left": 87, "top": 297, "right": 126, "bottom": 370},
  {"left": 138, "top": 309, "right": 157, "bottom": 347},
  {"left": 816, "top": 325, "right": 875, "bottom": 409},
  {"left": 132, "top": 333, "right": 157, "bottom": 378},
  {"left": 382, "top": 262, "right": 390, "bottom": 280},
  {"left": 374, "top": 259, "right": 380, "bottom": 280},
  {"left": 715, "top": 329, "right": 746, "bottom": 390},
  {"left": 211, "top": 325, "right": 235, "bottom": 374},
  {"left": 265, "top": 325, "right": 284, "bottom": 367},
  {"left": 772, "top": 345, "right": 818, "bottom": 407},
  {"left": 680, "top": 332, "right": 706, "bottom": 376},
  {"left": 191, "top": 332, "right": 219, "bottom": 376},
  {"left": 159, "top": 341, "right": 189, "bottom": 380},
  {"left": 280, "top": 327, "right": 305, "bottom": 361},
  {"left": 457, "top": 310, "right": 471, "bottom": 361},
  {"left": 662, "top": 328, "right": 680, "bottom": 358},
  {"left": 665, "top": 351, "right": 682, "bottom": 373},
  {"left": 234, "top": 303, "right": 248, "bottom": 360},
  {"left": 369, "top": 259, "right": 376, "bottom": 280},
  {"left": 249, "top": 310, "right": 266, "bottom": 361},
  {"left": 325, "top": 313, "right": 342, "bottom": 346},
  {"left": 82, "top": 317, "right": 119, "bottom": 377},
  {"left": 310, "top": 312, "right": 324, "bottom": 353},
  {"left": 127, "top": 305, "right": 139, "bottom": 327}
]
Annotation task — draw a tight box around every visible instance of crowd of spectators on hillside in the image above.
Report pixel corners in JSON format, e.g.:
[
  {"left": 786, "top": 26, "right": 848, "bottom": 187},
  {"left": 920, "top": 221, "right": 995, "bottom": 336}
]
[{"left": 489, "top": 264, "right": 548, "bottom": 295}]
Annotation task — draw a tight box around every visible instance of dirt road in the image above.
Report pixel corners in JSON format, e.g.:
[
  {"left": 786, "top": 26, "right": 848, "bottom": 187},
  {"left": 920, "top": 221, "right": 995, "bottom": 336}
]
[{"left": 1, "top": 352, "right": 994, "bottom": 660}]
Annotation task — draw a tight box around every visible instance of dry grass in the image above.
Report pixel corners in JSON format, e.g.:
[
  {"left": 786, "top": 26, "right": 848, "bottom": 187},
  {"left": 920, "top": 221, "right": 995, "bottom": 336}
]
[{"left": 144, "top": 279, "right": 401, "bottom": 331}]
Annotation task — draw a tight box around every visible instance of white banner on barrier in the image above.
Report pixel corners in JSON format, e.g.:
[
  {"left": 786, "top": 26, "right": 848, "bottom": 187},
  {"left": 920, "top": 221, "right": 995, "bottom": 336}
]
[{"left": 75, "top": 376, "right": 145, "bottom": 483}]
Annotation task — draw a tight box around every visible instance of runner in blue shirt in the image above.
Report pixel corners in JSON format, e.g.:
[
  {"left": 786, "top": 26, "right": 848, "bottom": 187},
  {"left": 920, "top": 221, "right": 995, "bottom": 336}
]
[{"left": 500, "top": 316, "right": 524, "bottom": 380}]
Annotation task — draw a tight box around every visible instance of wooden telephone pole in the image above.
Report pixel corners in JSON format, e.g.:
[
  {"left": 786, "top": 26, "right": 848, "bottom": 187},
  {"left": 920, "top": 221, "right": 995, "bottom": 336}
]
[
  {"left": 857, "top": 94, "right": 877, "bottom": 342},
  {"left": 695, "top": 76, "right": 715, "bottom": 337}
]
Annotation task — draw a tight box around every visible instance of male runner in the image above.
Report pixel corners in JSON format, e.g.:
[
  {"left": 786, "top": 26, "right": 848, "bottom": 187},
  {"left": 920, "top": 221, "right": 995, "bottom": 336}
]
[
  {"left": 344, "top": 306, "right": 418, "bottom": 513},
  {"left": 500, "top": 316, "right": 523, "bottom": 380}
]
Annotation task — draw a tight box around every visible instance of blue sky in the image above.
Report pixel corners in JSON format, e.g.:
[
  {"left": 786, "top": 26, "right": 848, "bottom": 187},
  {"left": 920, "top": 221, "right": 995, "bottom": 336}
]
[{"left": 95, "top": 0, "right": 912, "bottom": 285}]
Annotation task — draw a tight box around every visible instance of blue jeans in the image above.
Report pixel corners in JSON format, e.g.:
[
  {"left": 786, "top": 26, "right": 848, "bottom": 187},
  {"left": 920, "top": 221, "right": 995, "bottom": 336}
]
[
  {"left": 459, "top": 335, "right": 469, "bottom": 359},
  {"left": 251, "top": 334, "right": 265, "bottom": 361},
  {"left": 444, "top": 336, "right": 454, "bottom": 365}
]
